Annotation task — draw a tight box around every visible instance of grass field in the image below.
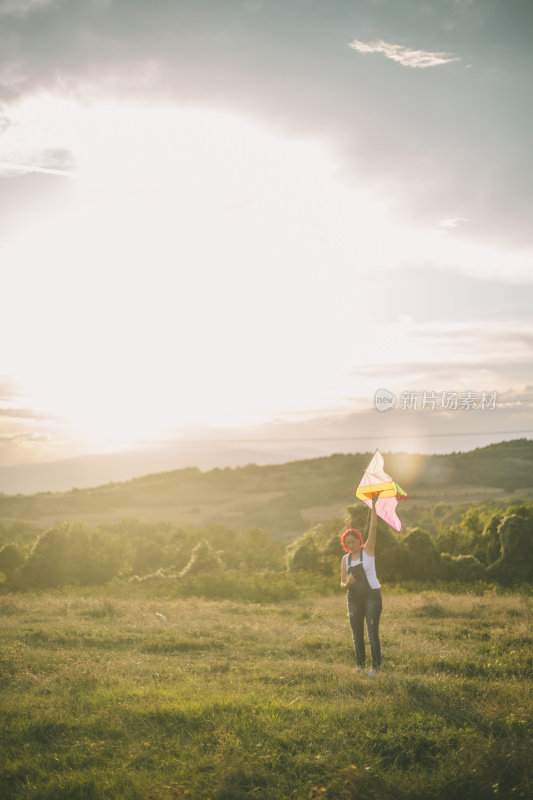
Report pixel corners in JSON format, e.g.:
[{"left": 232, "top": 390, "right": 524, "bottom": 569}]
[{"left": 1, "top": 588, "right": 531, "bottom": 800}]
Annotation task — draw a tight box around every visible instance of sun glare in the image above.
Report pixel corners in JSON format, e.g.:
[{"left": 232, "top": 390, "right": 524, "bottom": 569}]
[
  {"left": 3, "top": 94, "right": 528, "bottom": 449},
  {"left": 2, "top": 96, "right": 395, "bottom": 445}
]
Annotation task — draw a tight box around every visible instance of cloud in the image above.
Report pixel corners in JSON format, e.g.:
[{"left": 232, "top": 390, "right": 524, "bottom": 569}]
[
  {"left": 438, "top": 217, "right": 469, "bottom": 229},
  {"left": 0, "top": 376, "right": 24, "bottom": 402},
  {"left": 0, "top": 161, "right": 77, "bottom": 177},
  {"left": 0, "top": 1, "right": 531, "bottom": 245},
  {"left": 0, "top": 432, "right": 50, "bottom": 444},
  {"left": 346, "top": 315, "right": 533, "bottom": 398},
  {"left": 349, "top": 39, "right": 461, "bottom": 68},
  {"left": 0, "top": 0, "right": 56, "bottom": 20},
  {"left": 0, "top": 407, "right": 51, "bottom": 420},
  {"left": 394, "top": 318, "right": 533, "bottom": 364},
  {"left": 357, "top": 359, "right": 530, "bottom": 381}
]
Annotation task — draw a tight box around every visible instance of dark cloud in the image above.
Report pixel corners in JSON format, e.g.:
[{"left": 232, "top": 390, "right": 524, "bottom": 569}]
[{"left": 0, "top": 0, "right": 531, "bottom": 245}]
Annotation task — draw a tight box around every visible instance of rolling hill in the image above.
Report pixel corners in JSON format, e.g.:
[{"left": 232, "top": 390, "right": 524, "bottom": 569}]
[{"left": 1, "top": 439, "right": 532, "bottom": 539}]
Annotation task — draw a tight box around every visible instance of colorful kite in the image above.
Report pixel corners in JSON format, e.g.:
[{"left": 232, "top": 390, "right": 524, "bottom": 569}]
[{"left": 356, "top": 450, "right": 408, "bottom": 531}]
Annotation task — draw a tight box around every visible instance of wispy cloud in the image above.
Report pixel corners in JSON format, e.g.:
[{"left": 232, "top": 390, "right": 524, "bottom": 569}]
[
  {"left": 0, "top": 407, "right": 51, "bottom": 420},
  {"left": 0, "top": 0, "right": 56, "bottom": 20},
  {"left": 439, "top": 217, "right": 469, "bottom": 229},
  {"left": 0, "top": 377, "right": 24, "bottom": 402},
  {"left": 0, "top": 432, "right": 50, "bottom": 444},
  {"left": 349, "top": 39, "right": 460, "bottom": 69},
  {"left": 0, "top": 161, "right": 77, "bottom": 177}
]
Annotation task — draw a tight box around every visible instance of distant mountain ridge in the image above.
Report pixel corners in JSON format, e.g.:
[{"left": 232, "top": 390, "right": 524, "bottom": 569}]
[
  {"left": 0, "top": 441, "right": 338, "bottom": 495},
  {"left": 1, "top": 439, "right": 532, "bottom": 537}
]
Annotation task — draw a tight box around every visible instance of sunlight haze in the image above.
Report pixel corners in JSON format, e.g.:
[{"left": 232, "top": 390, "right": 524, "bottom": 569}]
[{"left": 1, "top": 0, "right": 532, "bottom": 488}]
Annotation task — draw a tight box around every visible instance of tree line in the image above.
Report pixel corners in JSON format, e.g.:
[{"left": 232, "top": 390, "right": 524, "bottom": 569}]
[
  {"left": 287, "top": 501, "right": 533, "bottom": 586},
  {"left": 0, "top": 499, "right": 532, "bottom": 595}
]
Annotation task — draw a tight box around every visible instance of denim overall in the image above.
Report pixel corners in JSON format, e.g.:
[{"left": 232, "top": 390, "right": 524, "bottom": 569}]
[{"left": 346, "top": 549, "right": 382, "bottom": 669}]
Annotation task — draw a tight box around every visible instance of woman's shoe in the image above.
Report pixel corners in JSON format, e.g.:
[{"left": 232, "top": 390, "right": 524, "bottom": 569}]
[{"left": 368, "top": 668, "right": 380, "bottom": 678}]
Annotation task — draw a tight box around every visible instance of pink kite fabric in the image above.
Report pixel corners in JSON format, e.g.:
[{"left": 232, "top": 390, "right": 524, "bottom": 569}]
[{"left": 357, "top": 450, "right": 403, "bottom": 531}]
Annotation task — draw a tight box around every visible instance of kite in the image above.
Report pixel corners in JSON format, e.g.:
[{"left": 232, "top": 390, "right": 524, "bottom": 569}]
[{"left": 356, "top": 450, "right": 408, "bottom": 531}]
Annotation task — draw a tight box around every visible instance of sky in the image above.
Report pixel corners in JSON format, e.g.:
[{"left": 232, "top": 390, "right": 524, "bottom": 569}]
[{"left": 1, "top": 0, "right": 533, "bottom": 491}]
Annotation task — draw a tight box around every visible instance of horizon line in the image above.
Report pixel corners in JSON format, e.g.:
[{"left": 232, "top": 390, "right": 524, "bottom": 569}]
[{"left": 152, "top": 429, "right": 533, "bottom": 446}]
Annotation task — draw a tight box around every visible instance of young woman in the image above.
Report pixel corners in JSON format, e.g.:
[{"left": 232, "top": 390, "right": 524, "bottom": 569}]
[{"left": 340, "top": 495, "right": 382, "bottom": 677}]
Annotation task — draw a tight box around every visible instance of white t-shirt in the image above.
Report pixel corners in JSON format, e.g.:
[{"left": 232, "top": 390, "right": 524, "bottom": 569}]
[{"left": 346, "top": 551, "right": 381, "bottom": 590}]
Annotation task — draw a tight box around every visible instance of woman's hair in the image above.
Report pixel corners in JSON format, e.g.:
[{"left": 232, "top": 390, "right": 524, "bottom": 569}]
[{"left": 340, "top": 528, "right": 364, "bottom": 552}]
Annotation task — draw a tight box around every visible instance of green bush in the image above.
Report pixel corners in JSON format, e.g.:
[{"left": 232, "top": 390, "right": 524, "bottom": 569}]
[
  {"left": 2, "top": 496, "right": 532, "bottom": 594},
  {"left": 12, "top": 523, "right": 123, "bottom": 589},
  {"left": 0, "top": 544, "right": 24, "bottom": 576},
  {"left": 441, "top": 553, "right": 486, "bottom": 582},
  {"left": 487, "top": 514, "right": 533, "bottom": 585},
  {"left": 286, "top": 521, "right": 344, "bottom": 576},
  {"left": 401, "top": 528, "right": 444, "bottom": 581}
]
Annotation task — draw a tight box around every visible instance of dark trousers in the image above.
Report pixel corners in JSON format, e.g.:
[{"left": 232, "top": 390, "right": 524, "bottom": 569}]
[{"left": 347, "top": 587, "right": 382, "bottom": 669}]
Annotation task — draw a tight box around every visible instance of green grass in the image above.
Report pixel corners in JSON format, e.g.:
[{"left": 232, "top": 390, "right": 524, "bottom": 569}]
[{"left": 1, "top": 590, "right": 532, "bottom": 799}]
